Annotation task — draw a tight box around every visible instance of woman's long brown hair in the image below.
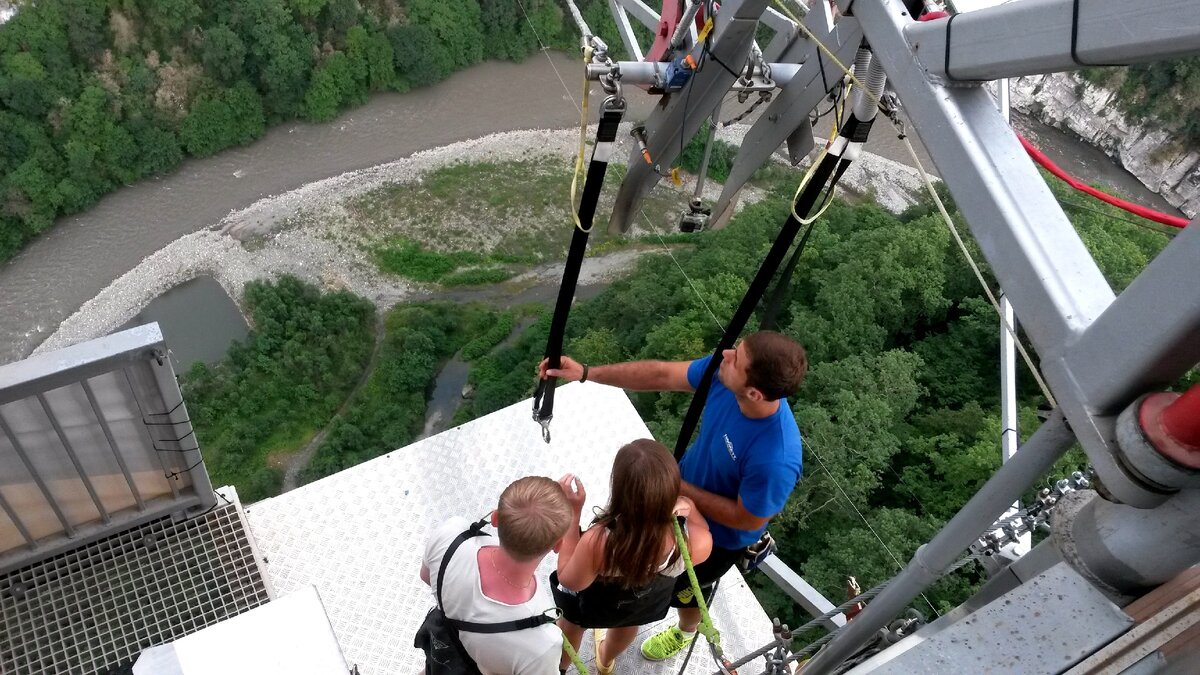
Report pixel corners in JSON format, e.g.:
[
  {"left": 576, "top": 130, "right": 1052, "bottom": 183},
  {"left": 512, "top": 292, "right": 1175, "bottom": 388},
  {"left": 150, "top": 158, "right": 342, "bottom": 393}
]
[{"left": 593, "top": 439, "right": 681, "bottom": 588}]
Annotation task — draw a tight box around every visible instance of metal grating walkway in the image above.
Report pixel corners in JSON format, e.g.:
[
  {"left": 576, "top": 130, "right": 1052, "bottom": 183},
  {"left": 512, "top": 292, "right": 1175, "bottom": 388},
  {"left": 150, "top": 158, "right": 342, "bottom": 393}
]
[
  {"left": 245, "top": 382, "right": 776, "bottom": 674},
  {"left": 0, "top": 492, "right": 271, "bottom": 674}
]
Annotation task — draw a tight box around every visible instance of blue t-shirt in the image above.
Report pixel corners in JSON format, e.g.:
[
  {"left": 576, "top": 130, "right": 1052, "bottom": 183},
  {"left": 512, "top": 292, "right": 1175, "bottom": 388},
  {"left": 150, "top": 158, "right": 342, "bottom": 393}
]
[{"left": 681, "top": 355, "right": 803, "bottom": 549}]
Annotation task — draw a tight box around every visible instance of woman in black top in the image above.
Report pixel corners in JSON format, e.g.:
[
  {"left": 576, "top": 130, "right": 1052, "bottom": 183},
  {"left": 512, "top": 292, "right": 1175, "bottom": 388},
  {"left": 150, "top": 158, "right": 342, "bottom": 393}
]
[{"left": 554, "top": 439, "right": 712, "bottom": 674}]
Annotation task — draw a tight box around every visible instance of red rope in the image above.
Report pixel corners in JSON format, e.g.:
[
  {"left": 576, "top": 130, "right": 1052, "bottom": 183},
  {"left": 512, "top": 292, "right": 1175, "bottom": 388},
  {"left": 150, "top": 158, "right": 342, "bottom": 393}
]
[{"left": 1018, "top": 134, "right": 1189, "bottom": 229}]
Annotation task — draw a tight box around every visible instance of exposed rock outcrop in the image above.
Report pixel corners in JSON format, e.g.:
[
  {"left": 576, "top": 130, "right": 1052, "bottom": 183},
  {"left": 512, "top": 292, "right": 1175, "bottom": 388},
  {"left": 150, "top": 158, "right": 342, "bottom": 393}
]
[{"left": 1010, "top": 73, "right": 1199, "bottom": 219}]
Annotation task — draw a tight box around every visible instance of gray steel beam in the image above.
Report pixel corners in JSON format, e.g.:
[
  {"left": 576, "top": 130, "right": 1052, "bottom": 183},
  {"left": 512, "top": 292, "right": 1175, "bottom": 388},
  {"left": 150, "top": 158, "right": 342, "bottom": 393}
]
[
  {"left": 591, "top": 61, "right": 801, "bottom": 86},
  {"left": 760, "top": 6, "right": 800, "bottom": 62},
  {"left": 759, "top": 555, "right": 846, "bottom": 630},
  {"left": 1053, "top": 219, "right": 1200, "bottom": 416},
  {"left": 142, "top": 358, "right": 216, "bottom": 513},
  {"left": 0, "top": 488, "right": 34, "bottom": 549},
  {"left": 801, "top": 412, "right": 1077, "bottom": 675},
  {"left": 840, "top": 0, "right": 1168, "bottom": 505},
  {"left": 614, "top": 0, "right": 661, "bottom": 31},
  {"left": 122, "top": 367, "right": 180, "bottom": 500},
  {"left": 0, "top": 324, "right": 166, "bottom": 406},
  {"left": 608, "top": 0, "right": 646, "bottom": 62},
  {"left": 82, "top": 378, "right": 146, "bottom": 511},
  {"left": 0, "top": 409, "right": 74, "bottom": 536},
  {"left": 905, "top": 0, "right": 1200, "bottom": 82},
  {"left": 37, "top": 393, "right": 110, "bottom": 524},
  {"left": 712, "top": 3, "right": 862, "bottom": 229},
  {"left": 609, "top": 0, "right": 770, "bottom": 233},
  {"left": 1038, "top": 219, "right": 1200, "bottom": 504},
  {"left": 847, "top": 0, "right": 1115, "bottom": 354}
]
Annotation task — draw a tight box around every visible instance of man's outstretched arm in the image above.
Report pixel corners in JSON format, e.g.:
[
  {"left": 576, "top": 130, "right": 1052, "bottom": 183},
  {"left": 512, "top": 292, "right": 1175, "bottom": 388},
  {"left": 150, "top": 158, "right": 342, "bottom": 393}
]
[{"left": 540, "top": 355, "right": 693, "bottom": 392}]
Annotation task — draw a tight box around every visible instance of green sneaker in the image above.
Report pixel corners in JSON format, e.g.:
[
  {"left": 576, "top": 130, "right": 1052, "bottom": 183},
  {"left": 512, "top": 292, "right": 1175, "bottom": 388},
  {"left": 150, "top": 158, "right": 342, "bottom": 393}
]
[{"left": 640, "top": 626, "right": 695, "bottom": 661}]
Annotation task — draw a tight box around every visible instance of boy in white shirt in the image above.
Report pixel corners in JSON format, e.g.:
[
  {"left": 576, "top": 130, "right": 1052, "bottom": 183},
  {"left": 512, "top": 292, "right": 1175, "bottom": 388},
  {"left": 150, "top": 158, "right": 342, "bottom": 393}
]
[{"left": 421, "top": 475, "right": 578, "bottom": 674}]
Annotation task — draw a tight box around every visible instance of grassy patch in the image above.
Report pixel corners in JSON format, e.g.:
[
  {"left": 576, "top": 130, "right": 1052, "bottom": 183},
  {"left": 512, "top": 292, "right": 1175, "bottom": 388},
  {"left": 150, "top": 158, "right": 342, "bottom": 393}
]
[
  {"left": 374, "top": 238, "right": 486, "bottom": 282},
  {"left": 442, "top": 267, "right": 514, "bottom": 286},
  {"left": 349, "top": 158, "right": 698, "bottom": 274}
]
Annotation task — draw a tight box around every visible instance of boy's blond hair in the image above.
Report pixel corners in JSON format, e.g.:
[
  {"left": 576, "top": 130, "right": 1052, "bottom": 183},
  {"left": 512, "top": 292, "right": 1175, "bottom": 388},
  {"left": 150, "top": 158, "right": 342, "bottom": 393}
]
[{"left": 496, "top": 477, "right": 572, "bottom": 562}]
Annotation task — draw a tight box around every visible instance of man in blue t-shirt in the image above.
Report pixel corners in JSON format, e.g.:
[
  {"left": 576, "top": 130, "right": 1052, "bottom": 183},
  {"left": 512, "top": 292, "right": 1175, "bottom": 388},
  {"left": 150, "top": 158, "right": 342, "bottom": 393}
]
[{"left": 540, "top": 330, "right": 806, "bottom": 662}]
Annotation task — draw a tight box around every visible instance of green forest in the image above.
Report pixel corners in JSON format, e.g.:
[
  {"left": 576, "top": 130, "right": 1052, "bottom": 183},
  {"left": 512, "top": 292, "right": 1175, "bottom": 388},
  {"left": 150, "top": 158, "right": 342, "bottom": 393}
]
[
  {"left": 1083, "top": 58, "right": 1200, "bottom": 145},
  {"left": 0, "top": 0, "right": 635, "bottom": 261}
]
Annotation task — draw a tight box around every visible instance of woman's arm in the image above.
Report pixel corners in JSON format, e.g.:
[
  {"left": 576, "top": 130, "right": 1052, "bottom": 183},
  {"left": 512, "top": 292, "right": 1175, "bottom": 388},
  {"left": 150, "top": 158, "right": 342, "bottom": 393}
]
[
  {"left": 554, "top": 473, "right": 587, "bottom": 575},
  {"left": 557, "top": 526, "right": 605, "bottom": 592}
]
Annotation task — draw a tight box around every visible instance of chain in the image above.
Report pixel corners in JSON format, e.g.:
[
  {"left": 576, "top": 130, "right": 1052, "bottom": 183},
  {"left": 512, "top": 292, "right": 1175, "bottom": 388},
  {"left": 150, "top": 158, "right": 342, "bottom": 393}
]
[{"left": 721, "top": 91, "right": 773, "bottom": 127}]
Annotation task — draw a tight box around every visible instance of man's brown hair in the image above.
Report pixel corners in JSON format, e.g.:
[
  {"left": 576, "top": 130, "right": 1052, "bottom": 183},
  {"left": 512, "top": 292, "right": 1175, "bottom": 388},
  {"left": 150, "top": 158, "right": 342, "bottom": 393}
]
[
  {"left": 743, "top": 331, "right": 808, "bottom": 401},
  {"left": 496, "top": 476, "right": 573, "bottom": 562}
]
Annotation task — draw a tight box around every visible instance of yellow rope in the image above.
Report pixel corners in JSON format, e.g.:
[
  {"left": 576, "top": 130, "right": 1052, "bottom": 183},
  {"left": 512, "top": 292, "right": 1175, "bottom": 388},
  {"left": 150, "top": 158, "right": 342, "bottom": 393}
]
[
  {"left": 562, "top": 632, "right": 589, "bottom": 674},
  {"left": 570, "top": 46, "right": 594, "bottom": 233},
  {"left": 671, "top": 517, "right": 722, "bottom": 654}
]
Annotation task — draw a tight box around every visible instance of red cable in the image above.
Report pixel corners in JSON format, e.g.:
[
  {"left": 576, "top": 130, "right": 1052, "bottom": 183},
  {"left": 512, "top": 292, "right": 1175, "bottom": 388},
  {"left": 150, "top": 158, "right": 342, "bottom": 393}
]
[{"left": 1018, "top": 134, "right": 1190, "bottom": 229}]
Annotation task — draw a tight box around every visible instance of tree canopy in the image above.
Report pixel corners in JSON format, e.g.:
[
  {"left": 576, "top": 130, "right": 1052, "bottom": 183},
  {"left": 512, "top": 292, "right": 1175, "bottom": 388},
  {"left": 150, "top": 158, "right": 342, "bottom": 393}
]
[{"left": 0, "top": 0, "right": 587, "bottom": 262}]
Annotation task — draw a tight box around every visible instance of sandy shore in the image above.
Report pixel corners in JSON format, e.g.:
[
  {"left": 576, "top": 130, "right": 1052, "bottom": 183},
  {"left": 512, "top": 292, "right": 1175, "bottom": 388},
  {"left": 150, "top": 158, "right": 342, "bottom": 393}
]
[{"left": 34, "top": 126, "right": 926, "bottom": 355}]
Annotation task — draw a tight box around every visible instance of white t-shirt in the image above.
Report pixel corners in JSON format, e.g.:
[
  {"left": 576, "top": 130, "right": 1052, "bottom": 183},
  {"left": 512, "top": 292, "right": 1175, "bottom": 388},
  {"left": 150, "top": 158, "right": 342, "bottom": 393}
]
[{"left": 423, "top": 517, "right": 560, "bottom": 675}]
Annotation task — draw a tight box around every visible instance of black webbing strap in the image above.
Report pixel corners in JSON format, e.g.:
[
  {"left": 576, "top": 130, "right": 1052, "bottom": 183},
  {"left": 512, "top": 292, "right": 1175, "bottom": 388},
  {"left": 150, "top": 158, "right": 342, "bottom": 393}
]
[
  {"left": 758, "top": 221, "right": 816, "bottom": 332},
  {"left": 435, "top": 517, "right": 554, "bottom": 634},
  {"left": 759, "top": 113, "right": 871, "bottom": 332},
  {"left": 673, "top": 147, "right": 844, "bottom": 459},
  {"left": 532, "top": 97, "right": 626, "bottom": 443},
  {"left": 435, "top": 518, "right": 490, "bottom": 611},
  {"left": 447, "top": 614, "right": 556, "bottom": 633},
  {"left": 674, "top": 103, "right": 875, "bottom": 458}
]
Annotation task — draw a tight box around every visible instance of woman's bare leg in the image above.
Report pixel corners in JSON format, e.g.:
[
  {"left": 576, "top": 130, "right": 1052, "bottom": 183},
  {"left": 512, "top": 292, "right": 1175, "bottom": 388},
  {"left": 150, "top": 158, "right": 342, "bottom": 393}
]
[{"left": 597, "top": 625, "right": 639, "bottom": 667}]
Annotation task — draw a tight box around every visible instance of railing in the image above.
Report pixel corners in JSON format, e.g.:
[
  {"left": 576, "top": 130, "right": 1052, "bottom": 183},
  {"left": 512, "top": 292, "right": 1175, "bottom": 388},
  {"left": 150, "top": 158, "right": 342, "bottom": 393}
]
[{"left": 0, "top": 323, "right": 215, "bottom": 575}]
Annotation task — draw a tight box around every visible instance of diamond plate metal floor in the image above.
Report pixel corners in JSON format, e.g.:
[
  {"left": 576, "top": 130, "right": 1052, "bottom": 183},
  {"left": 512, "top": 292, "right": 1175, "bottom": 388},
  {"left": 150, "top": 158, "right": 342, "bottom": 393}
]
[{"left": 244, "top": 382, "right": 776, "bottom": 674}]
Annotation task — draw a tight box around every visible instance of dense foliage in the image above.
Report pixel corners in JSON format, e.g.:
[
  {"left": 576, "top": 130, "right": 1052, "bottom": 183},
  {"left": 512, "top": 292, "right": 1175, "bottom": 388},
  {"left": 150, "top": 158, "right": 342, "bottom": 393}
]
[
  {"left": 182, "top": 276, "right": 374, "bottom": 501},
  {"left": 301, "top": 302, "right": 515, "bottom": 483},
  {"left": 1082, "top": 58, "right": 1200, "bottom": 145},
  {"left": 0, "top": 0, "right": 584, "bottom": 262},
  {"left": 457, "top": 175, "right": 1175, "bottom": 626}
]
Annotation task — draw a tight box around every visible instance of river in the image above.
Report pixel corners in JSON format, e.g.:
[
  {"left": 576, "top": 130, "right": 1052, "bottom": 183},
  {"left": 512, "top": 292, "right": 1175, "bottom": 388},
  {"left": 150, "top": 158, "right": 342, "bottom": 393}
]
[{"left": 0, "top": 52, "right": 1181, "bottom": 366}]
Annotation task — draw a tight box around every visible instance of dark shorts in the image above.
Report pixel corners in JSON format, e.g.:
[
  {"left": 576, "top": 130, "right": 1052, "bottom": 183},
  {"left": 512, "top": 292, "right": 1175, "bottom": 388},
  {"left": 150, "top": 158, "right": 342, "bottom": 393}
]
[
  {"left": 551, "top": 571, "right": 677, "bottom": 628},
  {"left": 669, "top": 545, "right": 747, "bottom": 608}
]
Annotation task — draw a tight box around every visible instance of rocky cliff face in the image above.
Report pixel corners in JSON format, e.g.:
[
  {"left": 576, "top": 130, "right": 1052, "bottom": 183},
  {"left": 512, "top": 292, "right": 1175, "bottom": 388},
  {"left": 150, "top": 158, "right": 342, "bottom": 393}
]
[{"left": 1011, "top": 73, "right": 1199, "bottom": 219}]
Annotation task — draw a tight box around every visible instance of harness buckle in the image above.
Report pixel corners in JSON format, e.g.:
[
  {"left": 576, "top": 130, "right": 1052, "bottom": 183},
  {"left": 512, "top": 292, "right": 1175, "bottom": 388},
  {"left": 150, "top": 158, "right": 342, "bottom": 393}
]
[{"left": 740, "top": 531, "right": 777, "bottom": 572}]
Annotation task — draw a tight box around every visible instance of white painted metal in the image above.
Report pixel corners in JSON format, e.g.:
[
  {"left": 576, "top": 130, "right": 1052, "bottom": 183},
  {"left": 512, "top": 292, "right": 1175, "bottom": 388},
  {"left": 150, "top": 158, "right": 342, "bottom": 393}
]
[
  {"left": 134, "top": 585, "right": 349, "bottom": 675},
  {"left": 244, "top": 383, "right": 776, "bottom": 674}
]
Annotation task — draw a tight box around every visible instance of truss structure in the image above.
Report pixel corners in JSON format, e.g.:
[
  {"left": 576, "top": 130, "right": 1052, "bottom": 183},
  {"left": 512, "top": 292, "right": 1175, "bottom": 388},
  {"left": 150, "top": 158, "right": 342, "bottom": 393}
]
[{"left": 579, "top": 0, "right": 1200, "bottom": 672}]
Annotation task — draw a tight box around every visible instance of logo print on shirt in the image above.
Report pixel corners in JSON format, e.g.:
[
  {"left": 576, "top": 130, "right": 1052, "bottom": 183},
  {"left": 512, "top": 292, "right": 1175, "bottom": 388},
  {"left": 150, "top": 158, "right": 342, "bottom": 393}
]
[{"left": 723, "top": 434, "right": 737, "bottom": 461}]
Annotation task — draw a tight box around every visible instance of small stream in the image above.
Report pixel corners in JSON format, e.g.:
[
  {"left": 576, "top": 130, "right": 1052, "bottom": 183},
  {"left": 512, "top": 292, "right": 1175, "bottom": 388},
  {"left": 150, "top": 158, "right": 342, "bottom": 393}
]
[{"left": 417, "top": 314, "right": 542, "bottom": 439}]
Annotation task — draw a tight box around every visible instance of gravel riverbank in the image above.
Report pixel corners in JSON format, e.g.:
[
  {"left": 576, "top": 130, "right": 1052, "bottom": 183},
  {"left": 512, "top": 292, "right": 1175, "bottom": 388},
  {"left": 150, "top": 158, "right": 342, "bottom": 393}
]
[{"left": 34, "top": 126, "right": 925, "bottom": 355}]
